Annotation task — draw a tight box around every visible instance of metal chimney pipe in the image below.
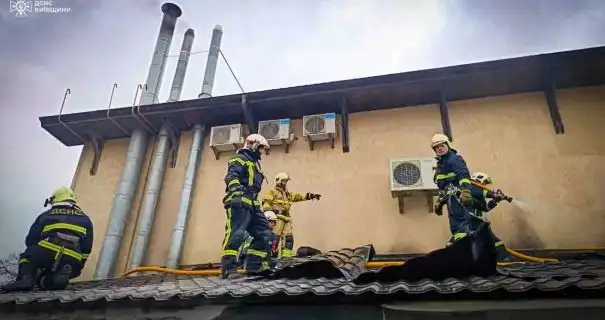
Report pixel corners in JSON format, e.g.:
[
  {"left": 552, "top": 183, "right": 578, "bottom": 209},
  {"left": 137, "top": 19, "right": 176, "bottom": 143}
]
[
  {"left": 167, "top": 25, "right": 224, "bottom": 268},
  {"left": 198, "top": 25, "right": 223, "bottom": 98},
  {"left": 129, "top": 28, "right": 195, "bottom": 270},
  {"left": 168, "top": 29, "right": 195, "bottom": 102},
  {"left": 94, "top": 2, "right": 182, "bottom": 280}
]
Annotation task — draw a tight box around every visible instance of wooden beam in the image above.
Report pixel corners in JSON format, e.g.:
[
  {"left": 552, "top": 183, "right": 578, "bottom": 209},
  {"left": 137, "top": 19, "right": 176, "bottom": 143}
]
[
  {"left": 241, "top": 94, "right": 257, "bottom": 134},
  {"left": 439, "top": 89, "right": 453, "bottom": 141},
  {"left": 339, "top": 97, "right": 350, "bottom": 153},
  {"left": 544, "top": 68, "right": 565, "bottom": 134}
]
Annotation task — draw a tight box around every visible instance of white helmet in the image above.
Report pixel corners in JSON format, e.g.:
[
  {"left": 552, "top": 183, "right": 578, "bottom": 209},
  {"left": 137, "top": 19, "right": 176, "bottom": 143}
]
[
  {"left": 244, "top": 134, "right": 270, "bottom": 152},
  {"left": 264, "top": 211, "right": 278, "bottom": 221},
  {"left": 275, "top": 172, "right": 290, "bottom": 185},
  {"left": 431, "top": 133, "right": 451, "bottom": 149},
  {"left": 471, "top": 172, "right": 493, "bottom": 185}
]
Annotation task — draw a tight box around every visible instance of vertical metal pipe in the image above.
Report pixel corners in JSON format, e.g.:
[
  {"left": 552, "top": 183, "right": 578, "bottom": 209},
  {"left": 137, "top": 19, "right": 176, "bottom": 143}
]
[
  {"left": 166, "top": 25, "right": 224, "bottom": 268},
  {"left": 128, "top": 28, "right": 195, "bottom": 269},
  {"left": 198, "top": 25, "right": 223, "bottom": 98},
  {"left": 94, "top": 3, "right": 182, "bottom": 280},
  {"left": 168, "top": 29, "right": 195, "bottom": 102},
  {"left": 166, "top": 124, "right": 205, "bottom": 268}
]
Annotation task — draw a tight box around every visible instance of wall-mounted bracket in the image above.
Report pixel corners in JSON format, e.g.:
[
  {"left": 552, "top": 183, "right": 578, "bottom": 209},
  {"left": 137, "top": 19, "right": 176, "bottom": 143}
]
[
  {"left": 392, "top": 190, "right": 439, "bottom": 214},
  {"left": 339, "top": 97, "right": 350, "bottom": 153},
  {"left": 265, "top": 134, "right": 298, "bottom": 155},
  {"left": 163, "top": 119, "right": 181, "bottom": 168},
  {"left": 89, "top": 134, "right": 104, "bottom": 176},
  {"left": 306, "top": 134, "right": 335, "bottom": 151},
  {"left": 241, "top": 94, "right": 257, "bottom": 134},
  {"left": 439, "top": 89, "right": 453, "bottom": 141},
  {"left": 544, "top": 68, "right": 565, "bottom": 134}
]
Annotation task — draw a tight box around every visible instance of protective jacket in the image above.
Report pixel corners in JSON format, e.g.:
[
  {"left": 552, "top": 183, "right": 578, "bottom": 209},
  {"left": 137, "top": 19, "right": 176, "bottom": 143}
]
[
  {"left": 262, "top": 187, "right": 311, "bottom": 220},
  {"left": 434, "top": 149, "right": 472, "bottom": 190},
  {"left": 470, "top": 185, "right": 498, "bottom": 217},
  {"left": 25, "top": 202, "right": 94, "bottom": 264},
  {"left": 223, "top": 149, "right": 265, "bottom": 208}
]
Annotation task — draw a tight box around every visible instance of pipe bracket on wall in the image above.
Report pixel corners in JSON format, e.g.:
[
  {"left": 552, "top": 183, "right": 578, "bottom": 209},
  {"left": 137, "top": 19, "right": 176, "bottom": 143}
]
[
  {"left": 439, "top": 89, "right": 453, "bottom": 141},
  {"left": 89, "top": 134, "right": 104, "bottom": 176},
  {"left": 241, "top": 94, "right": 257, "bottom": 134},
  {"left": 544, "top": 67, "right": 565, "bottom": 134},
  {"left": 163, "top": 118, "right": 181, "bottom": 168},
  {"left": 340, "top": 96, "right": 350, "bottom": 153}
]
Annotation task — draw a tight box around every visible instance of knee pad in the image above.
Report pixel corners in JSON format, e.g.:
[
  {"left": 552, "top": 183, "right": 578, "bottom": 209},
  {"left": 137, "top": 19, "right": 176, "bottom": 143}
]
[{"left": 229, "top": 229, "right": 247, "bottom": 245}]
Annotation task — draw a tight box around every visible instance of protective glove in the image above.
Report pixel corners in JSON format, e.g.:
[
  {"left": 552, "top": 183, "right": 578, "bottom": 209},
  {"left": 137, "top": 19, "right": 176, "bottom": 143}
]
[
  {"left": 434, "top": 204, "right": 443, "bottom": 216},
  {"left": 306, "top": 193, "right": 322, "bottom": 201},
  {"left": 459, "top": 186, "right": 473, "bottom": 207},
  {"left": 228, "top": 185, "right": 244, "bottom": 209}
]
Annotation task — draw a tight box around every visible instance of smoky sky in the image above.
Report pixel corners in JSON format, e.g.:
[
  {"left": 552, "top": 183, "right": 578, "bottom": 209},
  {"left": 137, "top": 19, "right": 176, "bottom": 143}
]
[{"left": 0, "top": 0, "right": 604, "bottom": 257}]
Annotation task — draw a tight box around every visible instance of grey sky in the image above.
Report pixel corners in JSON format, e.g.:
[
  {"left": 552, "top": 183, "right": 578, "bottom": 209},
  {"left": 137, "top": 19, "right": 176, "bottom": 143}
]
[{"left": 0, "top": 0, "right": 604, "bottom": 257}]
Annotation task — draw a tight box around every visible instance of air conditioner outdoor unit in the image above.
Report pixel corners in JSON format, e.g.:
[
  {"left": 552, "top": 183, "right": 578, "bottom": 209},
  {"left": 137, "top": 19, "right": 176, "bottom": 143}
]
[
  {"left": 209, "top": 124, "right": 245, "bottom": 152},
  {"left": 389, "top": 157, "right": 438, "bottom": 192},
  {"left": 258, "top": 119, "right": 292, "bottom": 145},
  {"left": 302, "top": 112, "right": 337, "bottom": 141}
]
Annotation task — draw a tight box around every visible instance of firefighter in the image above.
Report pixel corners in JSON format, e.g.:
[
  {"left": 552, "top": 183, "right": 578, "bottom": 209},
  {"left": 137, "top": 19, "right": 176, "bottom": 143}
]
[
  {"left": 470, "top": 172, "right": 512, "bottom": 261},
  {"left": 1, "top": 187, "right": 93, "bottom": 292},
  {"left": 237, "top": 211, "right": 279, "bottom": 266},
  {"left": 431, "top": 133, "right": 476, "bottom": 244},
  {"left": 262, "top": 172, "right": 321, "bottom": 259},
  {"left": 221, "top": 134, "right": 274, "bottom": 279}
]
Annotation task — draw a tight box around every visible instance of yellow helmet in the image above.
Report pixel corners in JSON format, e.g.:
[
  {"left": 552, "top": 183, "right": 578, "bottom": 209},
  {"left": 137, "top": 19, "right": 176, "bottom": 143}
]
[
  {"left": 45, "top": 186, "right": 77, "bottom": 207},
  {"left": 431, "top": 133, "right": 451, "bottom": 149},
  {"left": 274, "top": 172, "right": 290, "bottom": 185}
]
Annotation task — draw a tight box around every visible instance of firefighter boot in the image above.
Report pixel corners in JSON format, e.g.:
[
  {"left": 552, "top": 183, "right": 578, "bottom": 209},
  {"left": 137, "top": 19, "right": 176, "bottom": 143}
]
[
  {"left": 1, "top": 262, "right": 35, "bottom": 292},
  {"left": 220, "top": 255, "right": 239, "bottom": 280},
  {"left": 40, "top": 264, "right": 72, "bottom": 290}
]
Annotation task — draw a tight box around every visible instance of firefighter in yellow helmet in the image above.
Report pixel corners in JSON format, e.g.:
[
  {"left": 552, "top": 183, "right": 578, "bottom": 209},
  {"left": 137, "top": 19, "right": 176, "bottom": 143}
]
[
  {"left": 469, "top": 172, "right": 512, "bottom": 262},
  {"left": 220, "top": 134, "right": 274, "bottom": 279},
  {"left": 262, "top": 172, "right": 321, "bottom": 259},
  {"left": 1, "top": 187, "right": 94, "bottom": 292},
  {"left": 431, "top": 133, "right": 476, "bottom": 245}
]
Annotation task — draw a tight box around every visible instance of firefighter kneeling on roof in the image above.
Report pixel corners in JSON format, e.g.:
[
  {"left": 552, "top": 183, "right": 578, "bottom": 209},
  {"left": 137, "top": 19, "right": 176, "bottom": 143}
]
[
  {"left": 469, "top": 172, "right": 512, "bottom": 262},
  {"left": 262, "top": 172, "right": 321, "bottom": 259},
  {"left": 220, "top": 134, "right": 274, "bottom": 279},
  {"left": 237, "top": 211, "right": 279, "bottom": 267},
  {"left": 431, "top": 133, "right": 476, "bottom": 244},
  {"left": 1, "top": 187, "right": 94, "bottom": 292}
]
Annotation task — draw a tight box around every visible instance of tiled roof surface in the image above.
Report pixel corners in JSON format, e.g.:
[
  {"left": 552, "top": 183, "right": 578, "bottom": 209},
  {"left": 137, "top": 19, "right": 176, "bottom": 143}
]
[{"left": 1, "top": 226, "right": 605, "bottom": 310}]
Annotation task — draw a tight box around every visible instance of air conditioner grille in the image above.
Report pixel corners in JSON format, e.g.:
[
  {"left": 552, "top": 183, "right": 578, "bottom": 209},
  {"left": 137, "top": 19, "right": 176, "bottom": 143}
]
[
  {"left": 260, "top": 122, "right": 279, "bottom": 139},
  {"left": 305, "top": 116, "right": 325, "bottom": 134},
  {"left": 212, "top": 127, "right": 231, "bottom": 144},
  {"left": 393, "top": 161, "right": 422, "bottom": 186}
]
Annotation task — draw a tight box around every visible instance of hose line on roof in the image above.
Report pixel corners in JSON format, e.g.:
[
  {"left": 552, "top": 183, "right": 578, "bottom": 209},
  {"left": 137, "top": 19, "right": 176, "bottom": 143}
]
[{"left": 121, "top": 249, "right": 559, "bottom": 277}]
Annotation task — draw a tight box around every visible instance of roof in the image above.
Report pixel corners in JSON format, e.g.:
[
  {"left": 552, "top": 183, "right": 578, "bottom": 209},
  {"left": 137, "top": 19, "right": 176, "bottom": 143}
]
[
  {"left": 1, "top": 226, "right": 604, "bottom": 312},
  {"left": 40, "top": 46, "right": 605, "bottom": 147}
]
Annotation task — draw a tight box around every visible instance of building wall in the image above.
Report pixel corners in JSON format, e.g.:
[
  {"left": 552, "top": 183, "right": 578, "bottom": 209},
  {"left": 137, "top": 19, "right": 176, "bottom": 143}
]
[{"left": 70, "top": 86, "right": 605, "bottom": 280}]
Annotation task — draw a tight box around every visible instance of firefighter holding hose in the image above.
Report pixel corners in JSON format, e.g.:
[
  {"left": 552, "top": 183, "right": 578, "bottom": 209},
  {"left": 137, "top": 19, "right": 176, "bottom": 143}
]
[
  {"left": 469, "top": 172, "right": 512, "bottom": 261},
  {"left": 262, "top": 173, "right": 321, "bottom": 259},
  {"left": 431, "top": 133, "right": 477, "bottom": 245}
]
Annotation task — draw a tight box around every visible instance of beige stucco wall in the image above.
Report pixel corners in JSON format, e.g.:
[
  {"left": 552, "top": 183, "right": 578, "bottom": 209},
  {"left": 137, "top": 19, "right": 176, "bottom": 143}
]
[{"left": 70, "top": 86, "right": 605, "bottom": 280}]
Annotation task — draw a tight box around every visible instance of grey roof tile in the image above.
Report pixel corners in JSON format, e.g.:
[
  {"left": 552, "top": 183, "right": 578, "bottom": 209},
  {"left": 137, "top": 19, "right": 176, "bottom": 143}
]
[{"left": 2, "top": 233, "right": 605, "bottom": 309}]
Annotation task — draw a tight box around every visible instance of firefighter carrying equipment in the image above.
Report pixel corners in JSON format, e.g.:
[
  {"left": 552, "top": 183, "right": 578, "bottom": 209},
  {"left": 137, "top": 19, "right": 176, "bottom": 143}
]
[
  {"left": 262, "top": 178, "right": 322, "bottom": 258},
  {"left": 1, "top": 189, "right": 94, "bottom": 293},
  {"left": 221, "top": 135, "right": 273, "bottom": 279},
  {"left": 432, "top": 135, "right": 475, "bottom": 242}
]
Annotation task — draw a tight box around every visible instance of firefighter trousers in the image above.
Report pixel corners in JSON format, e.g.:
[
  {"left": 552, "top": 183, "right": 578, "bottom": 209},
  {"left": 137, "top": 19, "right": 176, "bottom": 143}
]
[
  {"left": 446, "top": 194, "right": 474, "bottom": 242},
  {"left": 221, "top": 205, "right": 273, "bottom": 273},
  {"left": 274, "top": 215, "right": 294, "bottom": 258},
  {"left": 18, "top": 239, "right": 83, "bottom": 289}
]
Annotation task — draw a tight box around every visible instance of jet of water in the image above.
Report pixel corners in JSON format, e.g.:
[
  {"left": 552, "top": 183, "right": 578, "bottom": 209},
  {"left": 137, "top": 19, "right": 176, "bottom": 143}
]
[{"left": 510, "top": 199, "right": 532, "bottom": 213}]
